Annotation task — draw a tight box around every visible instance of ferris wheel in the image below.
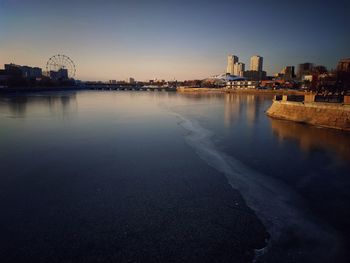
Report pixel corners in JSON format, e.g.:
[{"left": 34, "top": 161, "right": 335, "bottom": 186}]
[{"left": 46, "top": 54, "right": 76, "bottom": 79}]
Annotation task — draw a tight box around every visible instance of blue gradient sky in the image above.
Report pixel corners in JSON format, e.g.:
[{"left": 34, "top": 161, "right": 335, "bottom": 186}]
[{"left": 0, "top": 0, "right": 349, "bottom": 81}]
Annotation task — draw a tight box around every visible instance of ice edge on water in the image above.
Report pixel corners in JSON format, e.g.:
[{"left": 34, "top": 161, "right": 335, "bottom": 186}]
[{"left": 167, "top": 109, "right": 340, "bottom": 262}]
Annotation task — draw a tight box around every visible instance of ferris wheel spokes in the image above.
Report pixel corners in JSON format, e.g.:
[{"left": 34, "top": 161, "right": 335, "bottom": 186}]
[{"left": 46, "top": 54, "right": 76, "bottom": 79}]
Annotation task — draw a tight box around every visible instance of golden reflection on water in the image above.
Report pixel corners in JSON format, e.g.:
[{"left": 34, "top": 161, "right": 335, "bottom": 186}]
[
  {"left": 271, "top": 118, "right": 350, "bottom": 161},
  {"left": 223, "top": 93, "right": 273, "bottom": 127}
]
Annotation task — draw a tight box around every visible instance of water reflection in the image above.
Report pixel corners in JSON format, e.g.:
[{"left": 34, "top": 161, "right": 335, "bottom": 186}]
[
  {"left": 223, "top": 93, "right": 273, "bottom": 127},
  {"left": 271, "top": 118, "right": 350, "bottom": 161},
  {"left": 0, "top": 92, "right": 77, "bottom": 118},
  {"left": 0, "top": 91, "right": 349, "bottom": 262}
]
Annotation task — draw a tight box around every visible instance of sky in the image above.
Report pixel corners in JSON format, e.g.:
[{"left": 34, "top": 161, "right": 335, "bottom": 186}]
[{"left": 0, "top": 0, "right": 349, "bottom": 81}]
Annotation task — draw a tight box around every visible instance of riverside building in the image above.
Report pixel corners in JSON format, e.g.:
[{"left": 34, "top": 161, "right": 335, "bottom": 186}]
[
  {"left": 226, "top": 55, "right": 238, "bottom": 75},
  {"left": 234, "top": 62, "right": 245, "bottom": 77},
  {"left": 250, "top": 55, "right": 263, "bottom": 72}
]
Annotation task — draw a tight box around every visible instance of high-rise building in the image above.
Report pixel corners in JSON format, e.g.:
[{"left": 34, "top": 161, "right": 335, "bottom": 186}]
[
  {"left": 337, "top": 58, "right": 350, "bottom": 73},
  {"left": 297, "top": 63, "right": 314, "bottom": 80},
  {"left": 250, "top": 55, "right": 263, "bottom": 72},
  {"left": 282, "top": 66, "right": 295, "bottom": 81},
  {"left": 226, "top": 55, "right": 238, "bottom": 75},
  {"left": 234, "top": 62, "right": 245, "bottom": 77},
  {"left": 337, "top": 58, "right": 350, "bottom": 89}
]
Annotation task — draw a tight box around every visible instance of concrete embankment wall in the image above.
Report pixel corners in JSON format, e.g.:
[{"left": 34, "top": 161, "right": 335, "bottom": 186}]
[{"left": 267, "top": 99, "right": 350, "bottom": 131}]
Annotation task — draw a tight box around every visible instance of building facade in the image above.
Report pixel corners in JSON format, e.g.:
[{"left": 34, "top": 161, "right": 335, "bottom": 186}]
[
  {"left": 337, "top": 58, "right": 350, "bottom": 90},
  {"left": 127, "top": 77, "right": 135, "bottom": 84},
  {"left": 250, "top": 55, "right": 263, "bottom": 71},
  {"left": 337, "top": 58, "right": 350, "bottom": 73},
  {"left": 282, "top": 66, "right": 295, "bottom": 81},
  {"left": 226, "top": 80, "right": 259, "bottom": 89},
  {"left": 226, "top": 55, "right": 239, "bottom": 75},
  {"left": 50, "top": 68, "right": 68, "bottom": 80},
  {"left": 244, "top": 70, "right": 266, "bottom": 81},
  {"left": 4, "top": 63, "right": 42, "bottom": 79},
  {"left": 297, "top": 63, "right": 314, "bottom": 80},
  {"left": 234, "top": 62, "right": 245, "bottom": 77}
]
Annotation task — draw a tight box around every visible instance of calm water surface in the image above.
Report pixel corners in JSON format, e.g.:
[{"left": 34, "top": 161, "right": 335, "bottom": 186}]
[{"left": 0, "top": 91, "right": 349, "bottom": 262}]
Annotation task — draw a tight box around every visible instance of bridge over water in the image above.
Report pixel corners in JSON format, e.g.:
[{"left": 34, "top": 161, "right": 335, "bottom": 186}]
[{"left": 85, "top": 83, "right": 177, "bottom": 92}]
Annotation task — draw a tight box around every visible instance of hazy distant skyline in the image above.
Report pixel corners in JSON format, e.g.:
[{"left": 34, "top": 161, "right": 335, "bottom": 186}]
[{"left": 1, "top": 0, "right": 349, "bottom": 81}]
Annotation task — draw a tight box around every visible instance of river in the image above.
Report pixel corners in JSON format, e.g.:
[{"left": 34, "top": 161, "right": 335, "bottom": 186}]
[{"left": 0, "top": 91, "right": 349, "bottom": 262}]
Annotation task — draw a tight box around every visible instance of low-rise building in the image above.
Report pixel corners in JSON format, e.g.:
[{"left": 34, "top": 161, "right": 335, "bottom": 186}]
[
  {"left": 226, "top": 80, "right": 259, "bottom": 89},
  {"left": 4, "top": 63, "right": 42, "bottom": 79},
  {"left": 244, "top": 70, "right": 266, "bottom": 81},
  {"left": 302, "top": 75, "right": 313, "bottom": 82},
  {"left": 50, "top": 68, "right": 68, "bottom": 80},
  {"left": 126, "top": 77, "right": 135, "bottom": 84}
]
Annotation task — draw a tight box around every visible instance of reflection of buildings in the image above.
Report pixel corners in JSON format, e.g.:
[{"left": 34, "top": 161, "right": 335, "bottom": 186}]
[
  {"left": 246, "top": 95, "right": 257, "bottom": 126},
  {"left": 223, "top": 93, "right": 269, "bottom": 127},
  {"left": 224, "top": 94, "right": 241, "bottom": 127},
  {"left": 271, "top": 118, "right": 350, "bottom": 161},
  {"left": 0, "top": 93, "right": 77, "bottom": 117}
]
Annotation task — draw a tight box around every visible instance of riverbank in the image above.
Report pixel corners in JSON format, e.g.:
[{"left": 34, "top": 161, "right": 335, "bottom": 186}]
[
  {"left": 267, "top": 96, "right": 350, "bottom": 131},
  {"left": 1, "top": 86, "right": 306, "bottom": 96},
  {"left": 0, "top": 86, "right": 85, "bottom": 93},
  {"left": 177, "top": 86, "right": 306, "bottom": 95}
]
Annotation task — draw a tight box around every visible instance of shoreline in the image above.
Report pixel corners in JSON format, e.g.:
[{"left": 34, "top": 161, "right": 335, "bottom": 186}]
[
  {"left": 267, "top": 99, "right": 350, "bottom": 131},
  {"left": 0, "top": 86, "right": 86, "bottom": 93},
  {"left": 1, "top": 86, "right": 307, "bottom": 96},
  {"left": 177, "top": 87, "right": 307, "bottom": 95}
]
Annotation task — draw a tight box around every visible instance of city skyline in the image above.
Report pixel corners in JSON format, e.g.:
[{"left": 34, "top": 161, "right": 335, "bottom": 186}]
[{"left": 1, "top": 0, "right": 349, "bottom": 81}]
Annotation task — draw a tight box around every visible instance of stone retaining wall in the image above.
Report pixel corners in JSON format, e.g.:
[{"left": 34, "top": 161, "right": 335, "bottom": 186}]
[{"left": 267, "top": 100, "right": 350, "bottom": 131}]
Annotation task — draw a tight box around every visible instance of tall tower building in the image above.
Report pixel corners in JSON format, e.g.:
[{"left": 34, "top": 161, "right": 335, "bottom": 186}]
[
  {"left": 226, "top": 55, "right": 238, "bottom": 75},
  {"left": 234, "top": 62, "right": 245, "bottom": 77},
  {"left": 250, "top": 55, "right": 263, "bottom": 72}
]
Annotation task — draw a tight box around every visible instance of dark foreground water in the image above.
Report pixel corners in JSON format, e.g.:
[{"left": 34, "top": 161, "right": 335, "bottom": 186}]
[{"left": 0, "top": 91, "right": 349, "bottom": 263}]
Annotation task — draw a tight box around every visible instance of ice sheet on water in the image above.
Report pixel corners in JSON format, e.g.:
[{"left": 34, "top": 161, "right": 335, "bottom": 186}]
[{"left": 164, "top": 106, "right": 341, "bottom": 262}]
